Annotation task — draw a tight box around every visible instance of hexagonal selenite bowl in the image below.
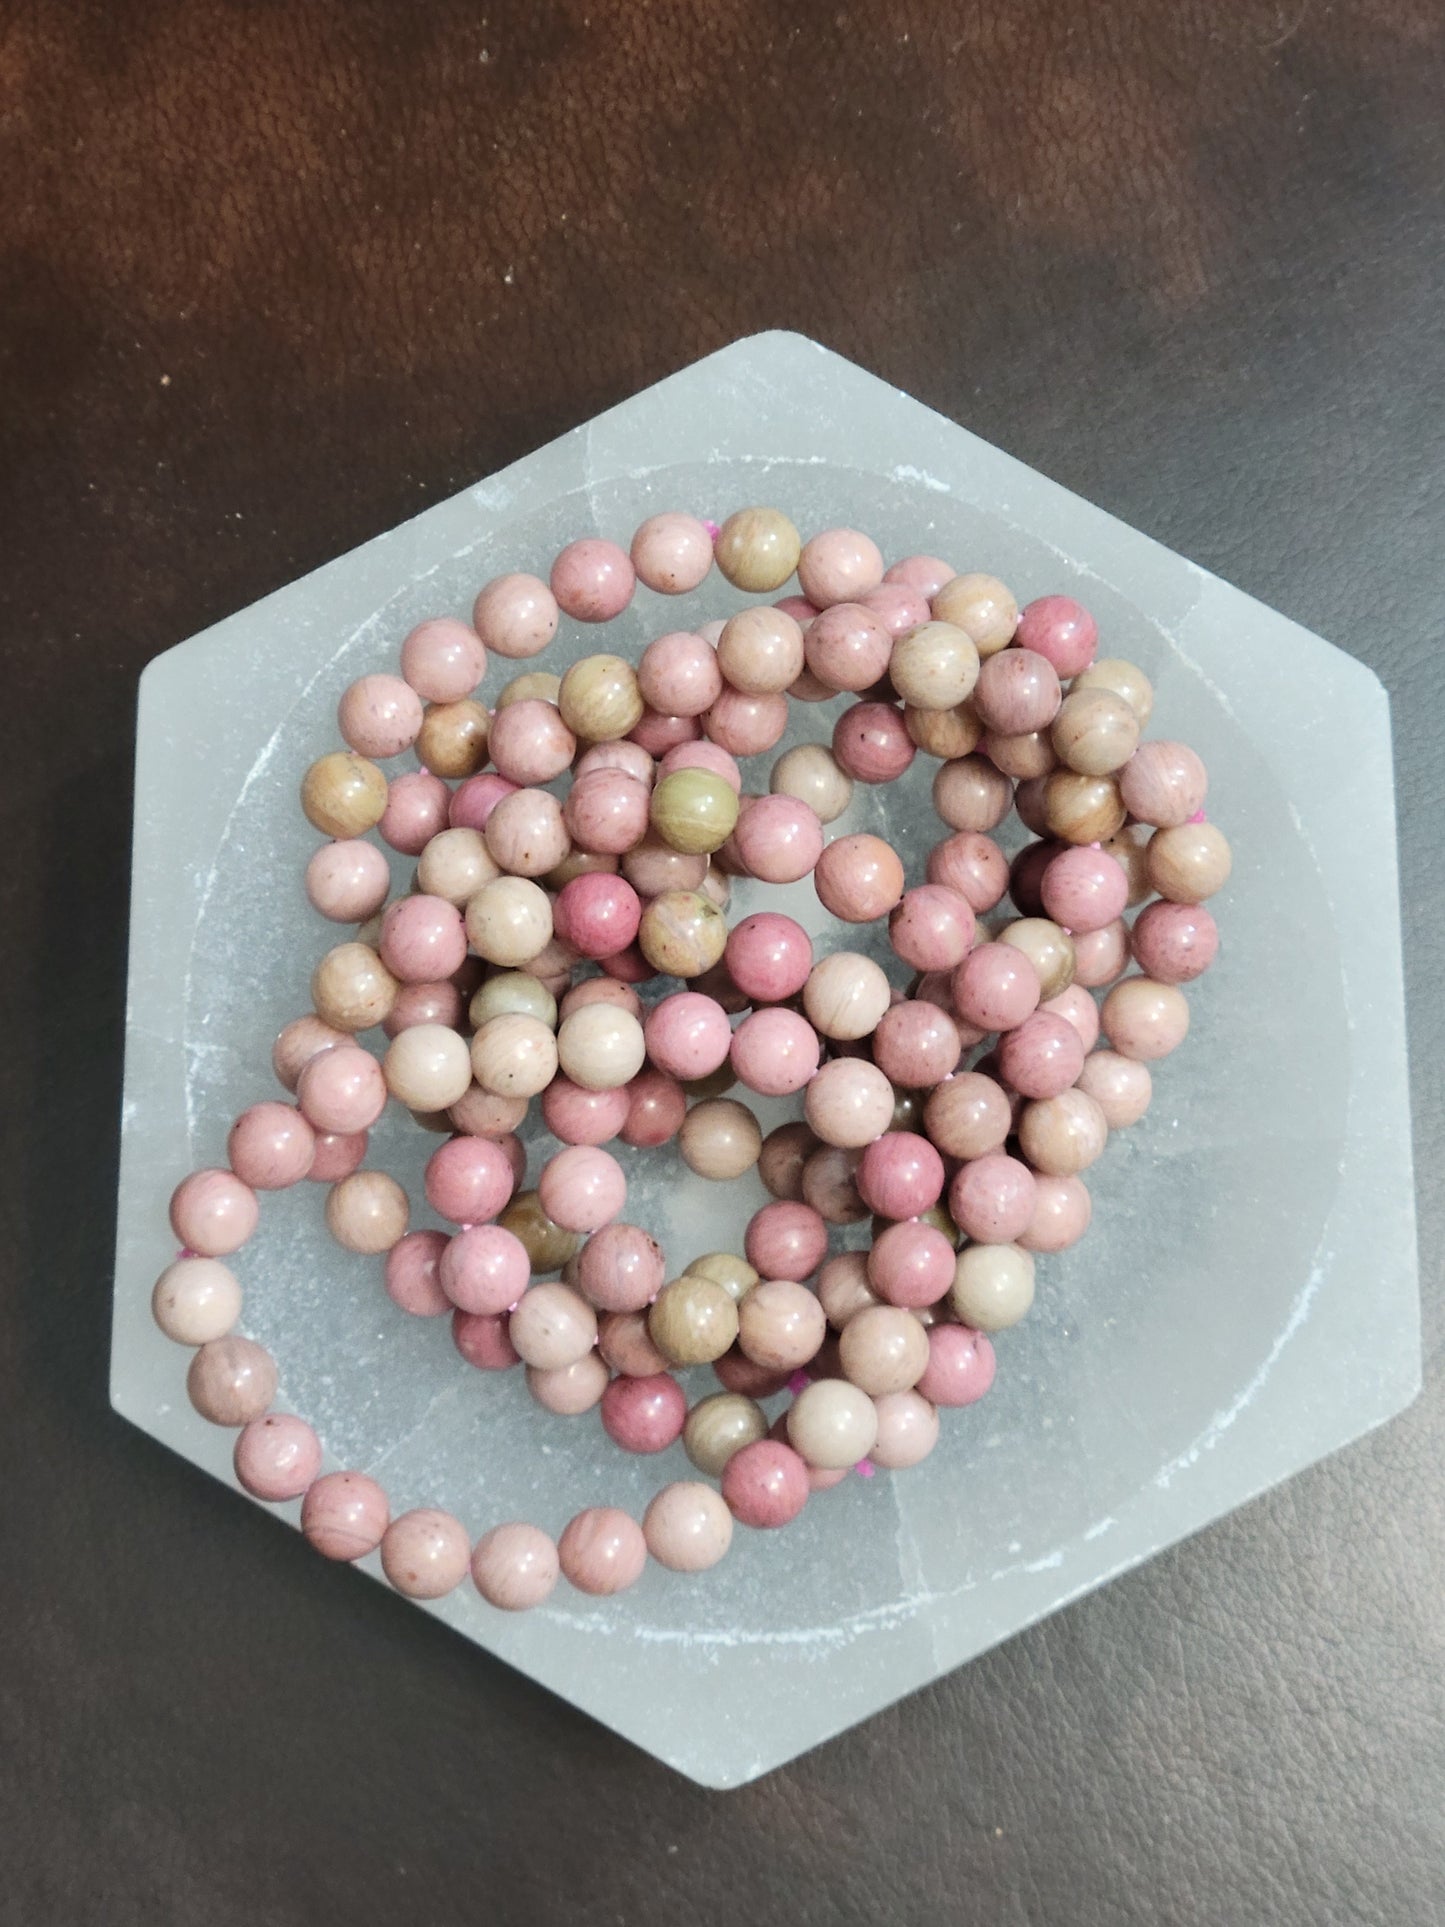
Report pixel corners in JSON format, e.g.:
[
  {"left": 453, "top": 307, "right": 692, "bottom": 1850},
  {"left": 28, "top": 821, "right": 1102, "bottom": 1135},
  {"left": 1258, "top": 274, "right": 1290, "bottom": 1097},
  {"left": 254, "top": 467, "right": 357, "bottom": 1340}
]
[{"left": 112, "top": 332, "right": 1419, "bottom": 1788}]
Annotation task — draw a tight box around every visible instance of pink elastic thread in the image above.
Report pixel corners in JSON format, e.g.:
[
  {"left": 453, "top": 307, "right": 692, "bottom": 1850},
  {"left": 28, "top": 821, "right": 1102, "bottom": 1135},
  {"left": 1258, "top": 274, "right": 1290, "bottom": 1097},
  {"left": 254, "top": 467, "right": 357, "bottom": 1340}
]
[
  {"left": 787, "top": 1370, "right": 811, "bottom": 1395},
  {"left": 1188, "top": 808, "right": 1208, "bottom": 824},
  {"left": 854, "top": 1459, "right": 876, "bottom": 1478},
  {"left": 702, "top": 518, "right": 721, "bottom": 544}
]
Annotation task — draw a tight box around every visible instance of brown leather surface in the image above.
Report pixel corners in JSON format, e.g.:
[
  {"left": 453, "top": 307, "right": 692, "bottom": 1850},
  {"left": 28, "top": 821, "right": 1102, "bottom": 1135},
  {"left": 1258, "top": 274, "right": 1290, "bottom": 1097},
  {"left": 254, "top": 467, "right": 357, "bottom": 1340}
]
[{"left": 2, "top": 3, "right": 1442, "bottom": 1921}]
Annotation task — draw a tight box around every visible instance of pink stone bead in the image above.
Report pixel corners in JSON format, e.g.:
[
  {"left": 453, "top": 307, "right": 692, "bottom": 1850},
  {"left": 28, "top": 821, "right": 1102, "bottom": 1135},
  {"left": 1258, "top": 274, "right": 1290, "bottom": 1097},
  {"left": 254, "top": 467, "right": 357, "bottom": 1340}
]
[
  {"left": 1041, "top": 984, "right": 1101, "bottom": 1053},
  {"left": 384, "top": 1229, "right": 451, "bottom": 1316},
  {"left": 949, "top": 1152, "right": 1037, "bottom": 1243},
  {"left": 539, "top": 1075, "right": 627, "bottom": 1146},
  {"left": 338, "top": 673, "right": 425, "bottom": 759},
  {"left": 472, "top": 1522, "right": 560, "bottom": 1610},
  {"left": 645, "top": 992, "right": 733, "bottom": 1080},
  {"left": 657, "top": 739, "right": 743, "bottom": 792},
  {"left": 729, "top": 1007, "right": 821, "bottom": 1096},
  {"left": 381, "top": 1508, "right": 471, "bottom": 1598},
  {"left": 927, "top": 831, "right": 1009, "bottom": 912},
  {"left": 873, "top": 1000, "right": 962, "bottom": 1087},
  {"left": 187, "top": 1335, "right": 276, "bottom": 1424},
  {"left": 867, "top": 1221, "right": 956, "bottom": 1306},
  {"left": 452, "top": 1307, "right": 521, "bottom": 1370},
  {"left": 600, "top": 1372, "right": 687, "bottom": 1454},
  {"left": 424, "top": 1135, "right": 516, "bottom": 1224},
  {"left": 832, "top": 701, "right": 916, "bottom": 783},
  {"left": 297, "top": 1043, "right": 387, "bottom": 1134},
  {"left": 1019, "top": 1173, "right": 1093, "bottom": 1252},
  {"left": 383, "top": 980, "right": 465, "bottom": 1038},
  {"left": 972, "top": 647, "right": 1062, "bottom": 736},
  {"left": 234, "top": 1413, "right": 322, "bottom": 1502},
  {"left": 631, "top": 707, "right": 702, "bottom": 756},
  {"left": 227, "top": 1101, "right": 316, "bottom": 1191},
  {"left": 306, "top": 1130, "right": 369, "bottom": 1182},
  {"left": 858, "top": 580, "right": 933, "bottom": 637},
  {"left": 996, "top": 1009, "right": 1086, "bottom": 1100},
  {"left": 575, "top": 1221, "right": 666, "bottom": 1312},
  {"left": 169, "top": 1168, "right": 259, "bottom": 1257},
  {"left": 630, "top": 512, "right": 715, "bottom": 593},
  {"left": 916, "top": 1324, "right": 996, "bottom": 1407},
  {"left": 638, "top": 631, "right": 723, "bottom": 716},
  {"left": 488, "top": 699, "right": 575, "bottom": 785},
  {"left": 574, "top": 739, "right": 656, "bottom": 787},
  {"left": 856, "top": 1132, "right": 946, "bottom": 1221},
  {"left": 884, "top": 553, "right": 956, "bottom": 597},
  {"left": 870, "top": 1389, "right": 941, "bottom": 1469},
  {"left": 1041, "top": 846, "right": 1130, "bottom": 934},
  {"left": 439, "top": 1224, "right": 531, "bottom": 1313},
  {"left": 379, "top": 769, "right": 451, "bottom": 855},
  {"left": 271, "top": 1013, "right": 350, "bottom": 1091},
  {"left": 472, "top": 572, "right": 559, "bottom": 659},
  {"left": 725, "top": 912, "right": 813, "bottom": 1002},
  {"left": 483, "top": 787, "right": 570, "bottom": 877},
  {"left": 744, "top": 1200, "right": 828, "bottom": 1281},
  {"left": 449, "top": 1083, "right": 529, "bottom": 1139},
  {"left": 449, "top": 771, "right": 518, "bottom": 830},
  {"left": 732, "top": 794, "right": 825, "bottom": 884},
  {"left": 1131, "top": 900, "right": 1220, "bottom": 984},
  {"left": 538, "top": 1145, "right": 627, "bottom": 1233},
  {"left": 1118, "top": 740, "right": 1208, "bottom": 827},
  {"left": 1072, "top": 917, "right": 1132, "bottom": 988},
  {"left": 302, "top": 1470, "right": 390, "bottom": 1560},
  {"left": 814, "top": 833, "right": 906, "bottom": 923},
  {"left": 305, "top": 839, "right": 392, "bottom": 923},
  {"left": 619, "top": 1068, "right": 687, "bottom": 1148},
  {"left": 798, "top": 527, "right": 885, "bottom": 606},
  {"left": 551, "top": 538, "right": 636, "bottom": 622},
  {"left": 400, "top": 617, "right": 487, "bottom": 702},
  {"left": 803, "top": 602, "right": 893, "bottom": 691},
  {"left": 564, "top": 769, "right": 651, "bottom": 856},
  {"left": 553, "top": 872, "right": 642, "bottom": 960},
  {"left": 722, "top": 1439, "right": 810, "bottom": 1528},
  {"left": 1014, "top": 595, "right": 1098, "bottom": 677},
  {"left": 558, "top": 1506, "right": 648, "bottom": 1594},
  {"left": 889, "top": 884, "right": 975, "bottom": 972},
  {"left": 379, "top": 894, "right": 467, "bottom": 983},
  {"left": 952, "top": 942, "right": 1042, "bottom": 1032},
  {"left": 703, "top": 688, "right": 788, "bottom": 756}
]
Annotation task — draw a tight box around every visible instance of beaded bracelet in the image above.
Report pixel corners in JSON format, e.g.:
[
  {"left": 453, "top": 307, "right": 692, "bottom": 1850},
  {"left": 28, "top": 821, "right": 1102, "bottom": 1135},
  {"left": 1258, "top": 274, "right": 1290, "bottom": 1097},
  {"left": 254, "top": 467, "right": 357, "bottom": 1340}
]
[{"left": 151, "top": 505, "right": 1228, "bottom": 1608}]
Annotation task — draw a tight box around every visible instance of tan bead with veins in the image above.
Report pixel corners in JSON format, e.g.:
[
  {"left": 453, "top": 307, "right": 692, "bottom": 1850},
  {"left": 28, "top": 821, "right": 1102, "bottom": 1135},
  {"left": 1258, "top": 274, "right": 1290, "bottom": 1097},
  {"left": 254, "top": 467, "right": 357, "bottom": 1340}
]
[
  {"left": 714, "top": 507, "right": 802, "bottom": 592},
  {"left": 1051, "top": 688, "right": 1140, "bottom": 776},
  {"left": 738, "top": 1279, "right": 826, "bottom": 1371},
  {"left": 683, "top": 1391, "right": 768, "bottom": 1477},
  {"left": 648, "top": 1274, "right": 739, "bottom": 1365},
  {"left": 888, "top": 620, "right": 980, "bottom": 709},
  {"left": 803, "top": 951, "right": 892, "bottom": 1040},
  {"left": 770, "top": 743, "right": 854, "bottom": 823},
  {"left": 931, "top": 572, "right": 1018, "bottom": 656},
  {"left": 839, "top": 1304, "right": 930, "bottom": 1395},
  {"left": 1042, "top": 770, "right": 1127, "bottom": 845},
  {"left": 301, "top": 752, "right": 389, "bottom": 838},
  {"left": 417, "top": 700, "right": 490, "bottom": 778},
  {"left": 1018, "top": 1089, "right": 1109, "bottom": 1176},
  {"left": 311, "top": 942, "right": 399, "bottom": 1032},
  {"left": 905, "top": 700, "right": 983, "bottom": 760},
  {"left": 1073, "top": 657, "right": 1154, "bottom": 727},
  {"left": 558, "top": 654, "right": 645, "bottom": 742},
  {"left": 1146, "top": 821, "right": 1232, "bottom": 903},
  {"left": 998, "top": 917, "right": 1076, "bottom": 998},
  {"left": 326, "top": 1170, "right": 410, "bottom": 1253},
  {"left": 679, "top": 1098, "right": 762, "bottom": 1180}
]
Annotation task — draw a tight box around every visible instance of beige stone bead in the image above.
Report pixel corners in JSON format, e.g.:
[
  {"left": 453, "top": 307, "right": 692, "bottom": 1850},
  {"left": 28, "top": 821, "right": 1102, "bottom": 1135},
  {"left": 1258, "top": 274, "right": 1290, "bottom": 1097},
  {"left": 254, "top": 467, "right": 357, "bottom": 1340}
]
[
  {"left": 1100, "top": 976, "right": 1191, "bottom": 1061},
  {"left": 684, "top": 1251, "right": 760, "bottom": 1303},
  {"left": 838, "top": 1303, "right": 930, "bottom": 1395},
  {"left": 1073, "top": 656, "right": 1154, "bottom": 726},
  {"left": 496, "top": 671, "right": 561, "bottom": 708},
  {"left": 1146, "top": 821, "right": 1232, "bottom": 902},
  {"left": 448, "top": 1083, "right": 529, "bottom": 1138},
  {"left": 998, "top": 917, "right": 1076, "bottom": 998},
  {"left": 818, "top": 1250, "right": 882, "bottom": 1328},
  {"left": 301, "top": 751, "right": 389, "bottom": 838},
  {"left": 1101, "top": 822, "right": 1154, "bottom": 904},
  {"left": 679, "top": 1098, "right": 762, "bottom": 1179},
  {"left": 643, "top": 1482, "right": 734, "bottom": 1573},
  {"left": 717, "top": 607, "right": 806, "bottom": 695},
  {"left": 982, "top": 728, "right": 1058, "bottom": 780},
  {"left": 526, "top": 1351, "right": 610, "bottom": 1416},
  {"left": 1051, "top": 688, "right": 1140, "bottom": 776},
  {"left": 384, "top": 1023, "right": 473, "bottom": 1109},
  {"left": 558, "top": 654, "right": 645, "bottom": 742},
  {"left": 500, "top": 1190, "right": 582, "bottom": 1273},
  {"left": 417, "top": 826, "right": 499, "bottom": 904},
  {"left": 638, "top": 888, "right": 727, "bottom": 977},
  {"left": 508, "top": 1282, "right": 598, "bottom": 1369},
  {"left": 1117, "top": 740, "right": 1207, "bottom": 828},
  {"left": 470, "top": 971, "right": 557, "bottom": 1030},
  {"left": 950, "top": 1243, "right": 1036, "bottom": 1331},
  {"left": 933, "top": 753, "right": 1013, "bottom": 833},
  {"left": 904, "top": 699, "right": 984, "bottom": 759},
  {"left": 888, "top": 620, "right": 980, "bottom": 709},
  {"left": 547, "top": 848, "right": 620, "bottom": 889},
  {"left": 1017, "top": 1088, "right": 1109, "bottom": 1176},
  {"left": 648, "top": 1274, "right": 740, "bottom": 1365},
  {"left": 621, "top": 830, "right": 709, "bottom": 896},
  {"left": 152, "top": 1257, "right": 242, "bottom": 1345},
  {"left": 803, "top": 1058, "right": 895, "bottom": 1149},
  {"left": 1042, "top": 770, "right": 1127, "bottom": 845},
  {"left": 738, "top": 1278, "right": 827, "bottom": 1371},
  {"left": 931, "top": 572, "right": 1018, "bottom": 656},
  {"left": 272, "top": 1013, "right": 352, "bottom": 1091},
  {"left": 683, "top": 1392, "right": 768, "bottom": 1477},
  {"left": 923, "top": 1071, "right": 1012, "bottom": 1160},
  {"left": 311, "top": 942, "right": 400, "bottom": 1032},
  {"left": 598, "top": 1309, "right": 670, "bottom": 1377},
  {"left": 465, "top": 876, "right": 554, "bottom": 966},
  {"left": 556, "top": 1005, "right": 646, "bottom": 1091},
  {"left": 484, "top": 788, "right": 571, "bottom": 877},
  {"left": 869, "top": 1389, "right": 941, "bottom": 1469},
  {"left": 417, "top": 699, "right": 490, "bottom": 778},
  {"left": 470, "top": 1013, "right": 560, "bottom": 1097},
  {"left": 803, "top": 951, "right": 892, "bottom": 1040},
  {"left": 187, "top": 1335, "right": 277, "bottom": 1426},
  {"left": 770, "top": 742, "right": 854, "bottom": 824},
  {"left": 326, "top": 1170, "right": 410, "bottom": 1252},
  {"left": 714, "top": 506, "right": 802, "bottom": 592},
  {"left": 1075, "top": 1049, "right": 1153, "bottom": 1127},
  {"left": 787, "top": 1377, "right": 879, "bottom": 1469}
]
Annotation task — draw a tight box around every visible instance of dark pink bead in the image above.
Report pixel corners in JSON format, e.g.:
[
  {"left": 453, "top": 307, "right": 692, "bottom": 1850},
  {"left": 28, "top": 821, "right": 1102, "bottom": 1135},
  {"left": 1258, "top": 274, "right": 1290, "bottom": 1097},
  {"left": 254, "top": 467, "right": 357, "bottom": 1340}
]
[
  {"left": 449, "top": 772, "right": 518, "bottom": 830},
  {"left": 600, "top": 1373, "right": 687, "bottom": 1454},
  {"left": 619, "top": 1068, "right": 687, "bottom": 1148},
  {"left": 856, "top": 1132, "right": 946, "bottom": 1220},
  {"left": 385, "top": 1229, "right": 451, "bottom": 1316},
  {"left": 424, "top": 1136, "right": 516, "bottom": 1224},
  {"left": 452, "top": 1307, "right": 521, "bottom": 1371},
  {"left": 379, "top": 769, "right": 451, "bottom": 855},
  {"left": 867, "top": 1221, "right": 956, "bottom": 1307},
  {"left": 997, "top": 1010, "right": 1086, "bottom": 1100},
  {"left": 599, "top": 942, "right": 656, "bottom": 985},
  {"left": 927, "top": 831, "right": 1010, "bottom": 912},
  {"left": 380, "top": 894, "right": 467, "bottom": 983},
  {"left": 949, "top": 1153, "right": 1037, "bottom": 1243},
  {"left": 725, "top": 912, "right": 814, "bottom": 1002},
  {"left": 553, "top": 873, "right": 642, "bottom": 960},
  {"left": 1131, "top": 900, "right": 1220, "bottom": 984},
  {"left": 722, "top": 1439, "right": 810, "bottom": 1529},
  {"left": 953, "top": 943, "right": 1042, "bottom": 1032},
  {"left": 744, "top": 1200, "right": 828, "bottom": 1281},
  {"left": 540, "top": 1075, "right": 630, "bottom": 1146},
  {"left": 1041, "top": 846, "right": 1130, "bottom": 934},
  {"left": 916, "top": 1323, "right": 996, "bottom": 1407},
  {"left": 730, "top": 1008, "right": 820, "bottom": 1096},
  {"left": 831, "top": 701, "right": 916, "bottom": 784},
  {"left": 1014, "top": 595, "right": 1098, "bottom": 678},
  {"left": 889, "top": 884, "right": 975, "bottom": 972},
  {"left": 440, "top": 1224, "right": 531, "bottom": 1313}
]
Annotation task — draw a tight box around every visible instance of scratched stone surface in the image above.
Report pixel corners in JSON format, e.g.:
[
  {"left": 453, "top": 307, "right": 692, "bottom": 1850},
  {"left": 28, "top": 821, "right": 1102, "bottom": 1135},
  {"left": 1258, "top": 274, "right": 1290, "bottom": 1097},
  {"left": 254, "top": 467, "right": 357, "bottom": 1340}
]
[{"left": 112, "top": 333, "right": 1419, "bottom": 1786}]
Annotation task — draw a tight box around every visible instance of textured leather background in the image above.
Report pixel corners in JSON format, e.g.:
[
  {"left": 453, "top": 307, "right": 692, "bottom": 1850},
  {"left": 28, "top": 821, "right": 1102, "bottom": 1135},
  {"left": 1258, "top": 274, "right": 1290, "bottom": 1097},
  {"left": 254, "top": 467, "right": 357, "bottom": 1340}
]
[{"left": 1, "top": 3, "right": 1442, "bottom": 1921}]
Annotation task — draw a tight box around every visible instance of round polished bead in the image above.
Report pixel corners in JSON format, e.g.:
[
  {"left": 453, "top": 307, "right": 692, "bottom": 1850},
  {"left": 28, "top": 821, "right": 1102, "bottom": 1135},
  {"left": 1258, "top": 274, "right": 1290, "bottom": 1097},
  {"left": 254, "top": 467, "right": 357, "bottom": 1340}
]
[
  {"left": 630, "top": 512, "right": 715, "bottom": 593},
  {"left": 949, "top": 1152, "right": 1037, "bottom": 1244},
  {"left": 1018, "top": 1088, "right": 1109, "bottom": 1176},
  {"left": 927, "top": 830, "right": 1009, "bottom": 912},
  {"left": 187, "top": 1334, "right": 277, "bottom": 1425},
  {"left": 306, "top": 1130, "right": 369, "bottom": 1182},
  {"left": 302, "top": 1471, "right": 390, "bottom": 1561},
  {"left": 1101, "top": 976, "right": 1191, "bottom": 1060},
  {"left": 380, "top": 1509, "right": 470, "bottom": 1599},
  {"left": 923, "top": 1071, "right": 1012, "bottom": 1159},
  {"left": 804, "top": 601, "right": 893, "bottom": 691},
  {"left": 832, "top": 701, "right": 915, "bottom": 784},
  {"left": 1051, "top": 687, "right": 1140, "bottom": 776},
  {"left": 917, "top": 1322, "right": 997, "bottom": 1407},
  {"left": 1042, "top": 770, "right": 1127, "bottom": 845},
  {"left": 401, "top": 617, "right": 486, "bottom": 701},
  {"left": 1019, "top": 1173, "right": 1094, "bottom": 1251},
  {"left": 744, "top": 1201, "right": 828, "bottom": 1282},
  {"left": 312, "top": 941, "right": 400, "bottom": 1034},
  {"left": 1073, "top": 1051, "right": 1152, "bottom": 1130},
  {"left": 644, "top": 1482, "right": 734, "bottom": 1573},
  {"left": 997, "top": 1009, "right": 1086, "bottom": 1100},
  {"left": 600, "top": 1372, "right": 688, "bottom": 1454},
  {"left": 1146, "top": 821, "right": 1232, "bottom": 902},
  {"left": 620, "top": 1068, "right": 687, "bottom": 1149},
  {"left": 234, "top": 1413, "right": 322, "bottom": 1502},
  {"left": 804, "top": 1058, "right": 895, "bottom": 1149},
  {"left": 487, "top": 697, "right": 575, "bottom": 785},
  {"left": 950, "top": 1242, "right": 1035, "bottom": 1331},
  {"left": 726, "top": 912, "right": 814, "bottom": 1003},
  {"left": 888, "top": 618, "right": 979, "bottom": 709},
  {"left": 932, "top": 753, "right": 1013, "bottom": 832},
  {"left": 684, "top": 1392, "right": 768, "bottom": 1476},
  {"left": 528, "top": 1349, "right": 610, "bottom": 1418},
  {"left": 770, "top": 742, "right": 854, "bottom": 824},
  {"left": 800, "top": 1144, "right": 867, "bottom": 1224},
  {"left": 737, "top": 1278, "right": 826, "bottom": 1372},
  {"left": 644, "top": 1273, "right": 737, "bottom": 1365},
  {"left": 644, "top": 991, "right": 732, "bottom": 1081},
  {"left": 1072, "top": 917, "right": 1132, "bottom": 988},
  {"left": 325, "top": 1170, "right": 409, "bottom": 1252},
  {"left": 799, "top": 951, "right": 889, "bottom": 1042},
  {"left": 227, "top": 1101, "right": 316, "bottom": 1191},
  {"left": 470, "top": 571, "right": 558, "bottom": 659},
  {"left": 1118, "top": 740, "right": 1208, "bottom": 827},
  {"left": 169, "top": 1168, "right": 259, "bottom": 1256},
  {"left": 508, "top": 1283, "right": 598, "bottom": 1370},
  {"left": 905, "top": 699, "right": 983, "bottom": 760},
  {"left": 983, "top": 727, "right": 1057, "bottom": 780},
  {"left": 722, "top": 1439, "right": 810, "bottom": 1528},
  {"left": 717, "top": 605, "right": 805, "bottom": 694},
  {"left": 558, "top": 652, "right": 645, "bottom": 741},
  {"left": 305, "top": 839, "right": 392, "bottom": 924},
  {"left": 889, "top": 884, "right": 975, "bottom": 973},
  {"left": 472, "top": 1522, "right": 560, "bottom": 1610},
  {"left": 550, "top": 537, "right": 636, "bottom": 622},
  {"left": 1039, "top": 845, "right": 1130, "bottom": 935},
  {"left": 465, "top": 877, "right": 553, "bottom": 968},
  {"left": 416, "top": 699, "right": 490, "bottom": 779},
  {"left": 814, "top": 833, "right": 905, "bottom": 923},
  {"left": 1014, "top": 595, "right": 1097, "bottom": 676},
  {"left": 596, "top": 1309, "right": 669, "bottom": 1378},
  {"left": 271, "top": 1013, "right": 351, "bottom": 1091},
  {"left": 973, "top": 647, "right": 1061, "bottom": 735},
  {"left": 856, "top": 1132, "right": 946, "bottom": 1220},
  {"left": 839, "top": 1303, "right": 930, "bottom": 1395},
  {"left": 649, "top": 768, "right": 740, "bottom": 855},
  {"left": 679, "top": 1097, "right": 762, "bottom": 1179},
  {"left": 424, "top": 1134, "right": 515, "bottom": 1224},
  {"left": 1131, "top": 900, "right": 1219, "bottom": 984},
  {"left": 870, "top": 1389, "right": 941, "bottom": 1468},
  {"left": 715, "top": 507, "right": 802, "bottom": 592},
  {"left": 638, "top": 889, "right": 727, "bottom": 978},
  {"left": 481, "top": 788, "right": 570, "bottom": 879},
  {"left": 447, "top": 1083, "right": 529, "bottom": 1142},
  {"left": 152, "top": 1256, "right": 242, "bottom": 1345},
  {"left": 873, "top": 1000, "right": 962, "bottom": 1088},
  {"left": 559, "top": 1506, "right": 647, "bottom": 1595},
  {"left": 930, "top": 572, "right": 1018, "bottom": 655},
  {"left": 379, "top": 770, "right": 451, "bottom": 855},
  {"left": 1040, "top": 984, "right": 1101, "bottom": 1053},
  {"left": 798, "top": 527, "right": 884, "bottom": 606},
  {"left": 638, "top": 630, "right": 723, "bottom": 718},
  {"left": 538, "top": 1145, "right": 627, "bottom": 1233},
  {"left": 952, "top": 941, "right": 1041, "bottom": 1032},
  {"left": 659, "top": 738, "right": 742, "bottom": 792},
  {"left": 730, "top": 1007, "right": 821, "bottom": 1096},
  {"left": 787, "top": 1378, "right": 878, "bottom": 1469},
  {"left": 732, "top": 793, "right": 825, "bottom": 884},
  {"left": 556, "top": 1004, "right": 647, "bottom": 1091},
  {"left": 998, "top": 917, "right": 1076, "bottom": 1000},
  {"left": 384, "top": 1229, "right": 451, "bottom": 1316},
  {"left": 470, "top": 1013, "right": 558, "bottom": 1098},
  {"left": 301, "top": 751, "right": 390, "bottom": 839},
  {"left": 568, "top": 1223, "right": 661, "bottom": 1315},
  {"left": 758, "top": 1121, "right": 819, "bottom": 1201}
]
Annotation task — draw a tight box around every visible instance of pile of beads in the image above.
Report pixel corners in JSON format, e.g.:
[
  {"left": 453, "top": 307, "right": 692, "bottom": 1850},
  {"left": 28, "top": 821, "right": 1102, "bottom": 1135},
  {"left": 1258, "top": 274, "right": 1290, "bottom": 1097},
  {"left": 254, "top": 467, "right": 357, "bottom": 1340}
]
[{"left": 153, "top": 506, "right": 1228, "bottom": 1609}]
